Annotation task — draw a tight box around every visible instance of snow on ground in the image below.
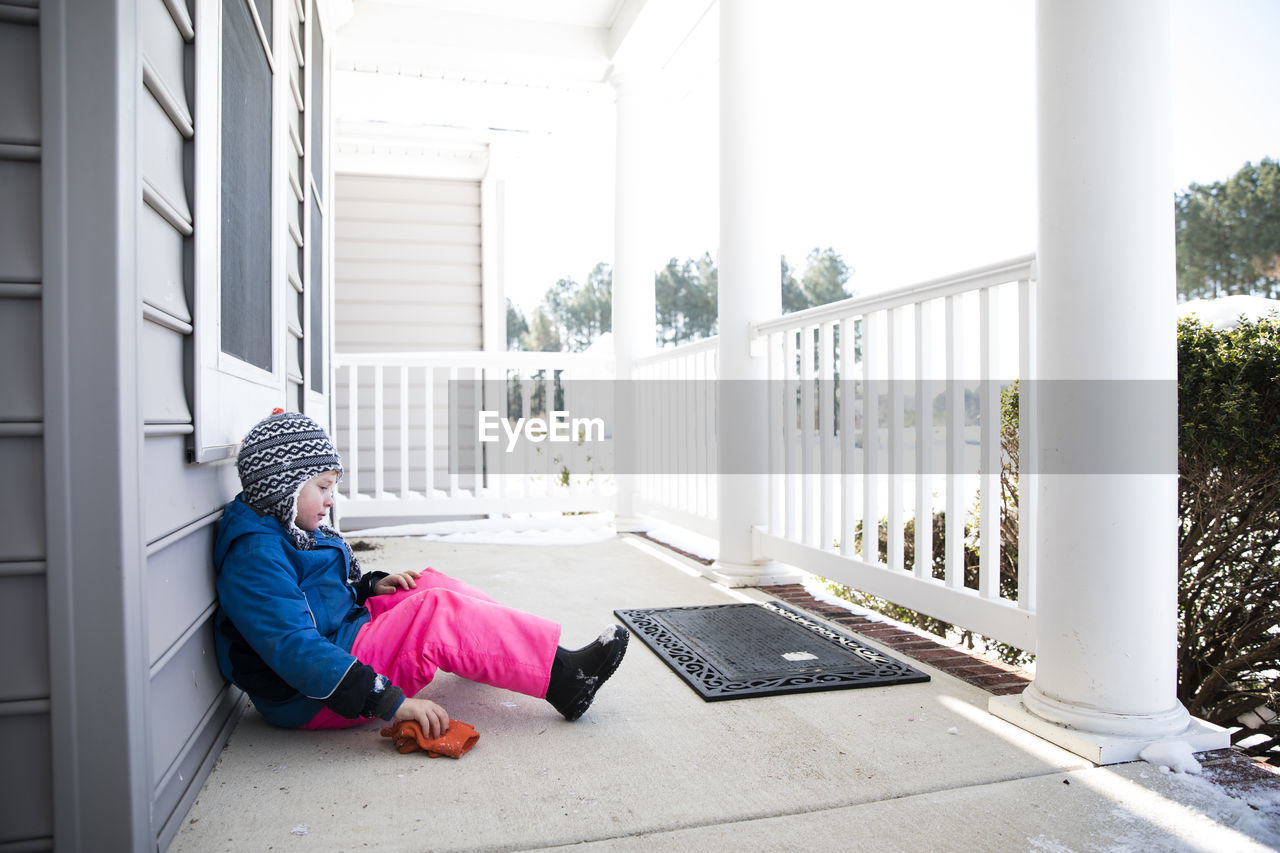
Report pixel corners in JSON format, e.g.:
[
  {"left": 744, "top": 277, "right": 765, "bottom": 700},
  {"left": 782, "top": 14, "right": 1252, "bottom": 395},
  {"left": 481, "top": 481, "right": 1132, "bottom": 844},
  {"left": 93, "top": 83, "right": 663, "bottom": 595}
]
[
  {"left": 1140, "top": 740, "right": 1203, "bottom": 774},
  {"left": 635, "top": 522, "right": 720, "bottom": 562},
  {"left": 345, "top": 512, "right": 617, "bottom": 545},
  {"left": 800, "top": 574, "right": 892, "bottom": 623},
  {"left": 1154, "top": 767, "right": 1280, "bottom": 844},
  {"left": 1177, "top": 295, "right": 1280, "bottom": 329}
]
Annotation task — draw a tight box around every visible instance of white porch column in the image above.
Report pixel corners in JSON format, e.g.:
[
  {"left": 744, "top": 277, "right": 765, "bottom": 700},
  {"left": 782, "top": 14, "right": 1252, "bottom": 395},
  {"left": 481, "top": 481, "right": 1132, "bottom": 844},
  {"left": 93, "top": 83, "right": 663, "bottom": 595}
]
[
  {"left": 989, "top": 0, "right": 1227, "bottom": 763},
  {"left": 713, "top": 0, "right": 787, "bottom": 585},
  {"left": 611, "top": 72, "right": 658, "bottom": 524}
]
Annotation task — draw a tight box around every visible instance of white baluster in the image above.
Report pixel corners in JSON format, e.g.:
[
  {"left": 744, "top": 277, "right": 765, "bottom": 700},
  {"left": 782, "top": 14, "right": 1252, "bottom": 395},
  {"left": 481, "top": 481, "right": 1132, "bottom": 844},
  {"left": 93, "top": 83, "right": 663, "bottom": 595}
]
[
  {"left": 819, "top": 320, "right": 836, "bottom": 551},
  {"left": 348, "top": 365, "right": 360, "bottom": 501},
  {"left": 944, "top": 295, "right": 964, "bottom": 588},
  {"left": 1017, "top": 277, "right": 1037, "bottom": 611},
  {"left": 839, "top": 318, "right": 856, "bottom": 557},
  {"left": 423, "top": 366, "right": 435, "bottom": 502},
  {"left": 862, "top": 312, "right": 881, "bottom": 564},
  {"left": 978, "top": 287, "right": 1000, "bottom": 599},
  {"left": 398, "top": 365, "right": 409, "bottom": 499},
  {"left": 914, "top": 300, "right": 934, "bottom": 579},
  {"left": 887, "top": 307, "right": 905, "bottom": 573}
]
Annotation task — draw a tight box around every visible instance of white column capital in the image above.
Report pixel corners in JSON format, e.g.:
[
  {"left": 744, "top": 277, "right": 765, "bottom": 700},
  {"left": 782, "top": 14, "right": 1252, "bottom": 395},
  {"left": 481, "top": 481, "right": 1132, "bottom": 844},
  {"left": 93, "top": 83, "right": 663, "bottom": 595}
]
[{"left": 606, "top": 67, "right": 659, "bottom": 101}]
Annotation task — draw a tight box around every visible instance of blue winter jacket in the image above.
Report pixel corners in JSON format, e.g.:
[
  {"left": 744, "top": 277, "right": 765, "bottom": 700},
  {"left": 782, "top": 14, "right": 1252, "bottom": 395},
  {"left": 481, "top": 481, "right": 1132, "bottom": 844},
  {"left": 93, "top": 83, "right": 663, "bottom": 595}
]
[{"left": 212, "top": 495, "right": 403, "bottom": 727}]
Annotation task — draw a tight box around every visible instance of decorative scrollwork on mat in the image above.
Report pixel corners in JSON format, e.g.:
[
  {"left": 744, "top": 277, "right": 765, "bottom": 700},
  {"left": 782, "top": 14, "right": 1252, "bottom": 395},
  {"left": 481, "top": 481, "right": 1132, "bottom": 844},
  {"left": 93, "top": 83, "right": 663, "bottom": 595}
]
[{"left": 614, "top": 603, "right": 930, "bottom": 701}]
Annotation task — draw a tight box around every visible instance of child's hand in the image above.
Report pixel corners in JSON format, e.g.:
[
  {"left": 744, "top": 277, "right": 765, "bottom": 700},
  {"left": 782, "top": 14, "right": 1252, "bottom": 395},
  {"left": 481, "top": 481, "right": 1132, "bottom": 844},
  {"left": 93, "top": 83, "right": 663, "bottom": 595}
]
[
  {"left": 373, "top": 569, "right": 420, "bottom": 596},
  {"left": 394, "top": 697, "right": 450, "bottom": 740}
]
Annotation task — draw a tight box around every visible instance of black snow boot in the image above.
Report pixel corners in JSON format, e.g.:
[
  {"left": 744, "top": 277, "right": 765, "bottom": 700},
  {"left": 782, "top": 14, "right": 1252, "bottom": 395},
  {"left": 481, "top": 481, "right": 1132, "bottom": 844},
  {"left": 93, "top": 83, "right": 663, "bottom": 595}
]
[{"left": 545, "top": 624, "right": 629, "bottom": 721}]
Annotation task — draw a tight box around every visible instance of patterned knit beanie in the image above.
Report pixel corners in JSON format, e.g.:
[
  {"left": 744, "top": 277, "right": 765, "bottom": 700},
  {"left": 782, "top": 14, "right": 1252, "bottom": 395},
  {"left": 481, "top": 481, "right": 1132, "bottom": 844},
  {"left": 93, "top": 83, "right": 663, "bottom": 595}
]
[{"left": 236, "top": 410, "right": 349, "bottom": 559}]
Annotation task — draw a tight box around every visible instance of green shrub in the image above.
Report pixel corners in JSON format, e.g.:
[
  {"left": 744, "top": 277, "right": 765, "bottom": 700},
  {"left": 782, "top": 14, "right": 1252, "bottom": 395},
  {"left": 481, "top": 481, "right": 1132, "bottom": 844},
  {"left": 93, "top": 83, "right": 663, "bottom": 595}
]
[{"left": 1176, "top": 315, "right": 1280, "bottom": 760}]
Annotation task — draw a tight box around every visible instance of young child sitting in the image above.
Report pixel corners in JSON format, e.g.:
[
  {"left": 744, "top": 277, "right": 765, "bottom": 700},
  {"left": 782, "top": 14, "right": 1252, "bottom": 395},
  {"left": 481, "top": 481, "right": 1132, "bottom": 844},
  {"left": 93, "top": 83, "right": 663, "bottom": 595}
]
[{"left": 213, "top": 410, "right": 628, "bottom": 738}]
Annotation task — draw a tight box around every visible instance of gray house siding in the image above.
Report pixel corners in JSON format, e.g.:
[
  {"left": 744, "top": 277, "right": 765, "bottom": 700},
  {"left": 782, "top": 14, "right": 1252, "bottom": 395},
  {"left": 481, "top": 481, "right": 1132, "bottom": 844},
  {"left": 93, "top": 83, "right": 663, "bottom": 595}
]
[
  {"left": 140, "top": 0, "right": 251, "bottom": 847},
  {"left": 0, "top": 0, "right": 329, "bottom": 850},
  {"left": 0, "top": 2, "right": 54, "bottom": 848},
  {"left": 138, "top": 2, "right": 244, "bottom": 839}
]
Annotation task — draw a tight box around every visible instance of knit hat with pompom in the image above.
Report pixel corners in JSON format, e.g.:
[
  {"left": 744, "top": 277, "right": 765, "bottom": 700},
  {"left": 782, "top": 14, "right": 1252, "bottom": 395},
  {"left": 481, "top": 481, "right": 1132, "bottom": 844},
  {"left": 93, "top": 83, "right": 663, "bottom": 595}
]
[{"left": 236, "top": 410, "right": 351, "bottom": 563}]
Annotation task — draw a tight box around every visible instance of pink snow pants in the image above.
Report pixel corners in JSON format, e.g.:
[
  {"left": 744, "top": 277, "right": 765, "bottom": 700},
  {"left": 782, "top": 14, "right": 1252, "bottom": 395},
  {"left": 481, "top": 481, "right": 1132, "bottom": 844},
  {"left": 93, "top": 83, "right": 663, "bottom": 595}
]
[{"left": 302, "top": 568, "right": 561, "bottom": 729}]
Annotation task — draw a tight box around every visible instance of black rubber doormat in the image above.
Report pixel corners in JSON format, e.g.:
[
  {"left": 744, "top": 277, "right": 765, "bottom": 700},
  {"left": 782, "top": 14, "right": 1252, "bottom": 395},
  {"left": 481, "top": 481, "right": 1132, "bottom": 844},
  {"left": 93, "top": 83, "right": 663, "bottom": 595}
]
[{"left": 613, "top": 602, "right": 930, "bottom": 701}]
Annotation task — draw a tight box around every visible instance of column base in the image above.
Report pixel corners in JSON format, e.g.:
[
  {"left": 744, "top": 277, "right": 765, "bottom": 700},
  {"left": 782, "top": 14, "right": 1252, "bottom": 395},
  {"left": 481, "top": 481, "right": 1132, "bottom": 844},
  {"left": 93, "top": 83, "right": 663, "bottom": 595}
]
[
  {"left": 988, "top": 691, "right": 1230, "bottom": 765},
  {"left": 709, "top": 559, "right": 801, "bottom": 588}
]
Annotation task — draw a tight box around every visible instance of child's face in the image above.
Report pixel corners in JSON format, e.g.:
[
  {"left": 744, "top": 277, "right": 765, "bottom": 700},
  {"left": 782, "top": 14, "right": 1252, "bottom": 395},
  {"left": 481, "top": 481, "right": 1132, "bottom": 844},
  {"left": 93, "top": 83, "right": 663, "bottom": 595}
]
[{"left": 295, "top": 470, "right": 339, "bottom": 531}]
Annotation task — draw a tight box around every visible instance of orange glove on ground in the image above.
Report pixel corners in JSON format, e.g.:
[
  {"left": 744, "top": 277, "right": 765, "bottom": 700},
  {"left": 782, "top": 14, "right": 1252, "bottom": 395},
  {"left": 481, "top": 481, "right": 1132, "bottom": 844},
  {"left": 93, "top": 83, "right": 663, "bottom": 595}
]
[{"left": 380, "top": 719, "right": 480, "bottom": 758}]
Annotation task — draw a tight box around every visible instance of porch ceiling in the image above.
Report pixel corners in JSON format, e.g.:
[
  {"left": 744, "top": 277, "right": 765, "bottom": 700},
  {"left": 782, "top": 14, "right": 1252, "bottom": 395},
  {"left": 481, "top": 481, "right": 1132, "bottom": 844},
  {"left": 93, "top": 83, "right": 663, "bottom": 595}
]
[
  {"left": 335, "top": 0, "right": 625, "bottom": 89},
  {"left": 331, "top": 0, "right": 713, "bottom": 169}
]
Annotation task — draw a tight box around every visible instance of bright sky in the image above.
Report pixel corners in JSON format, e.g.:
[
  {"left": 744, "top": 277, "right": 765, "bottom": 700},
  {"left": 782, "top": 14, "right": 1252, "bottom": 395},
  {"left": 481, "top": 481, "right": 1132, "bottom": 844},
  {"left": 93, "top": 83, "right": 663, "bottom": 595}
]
[{"left": 503, "top": 0, "right": 1280, "bottom": 313}]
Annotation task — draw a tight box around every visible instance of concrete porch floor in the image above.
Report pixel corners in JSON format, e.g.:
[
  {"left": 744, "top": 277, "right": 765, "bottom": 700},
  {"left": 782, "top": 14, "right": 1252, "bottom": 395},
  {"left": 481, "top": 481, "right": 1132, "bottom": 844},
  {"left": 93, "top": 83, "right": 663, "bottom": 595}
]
[{"left": 169, "top": 534, "right": 1280, "bottom": 852}]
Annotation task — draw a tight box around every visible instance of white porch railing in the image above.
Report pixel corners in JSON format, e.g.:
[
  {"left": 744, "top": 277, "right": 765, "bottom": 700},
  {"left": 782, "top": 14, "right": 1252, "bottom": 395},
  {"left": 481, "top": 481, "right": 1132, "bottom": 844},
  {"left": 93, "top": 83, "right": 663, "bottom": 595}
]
[
  {"left": 330, "top": 256, "right": 1038, "bottom": 651},
  {"left": 331, "top": 350, "right": 615, "bottom": 525},
  {"left": 753, "top": 255, "right": 1038, "bottom": 651},
  {"left": 631, "top": 337, "right": 720, "bottom": 538}
]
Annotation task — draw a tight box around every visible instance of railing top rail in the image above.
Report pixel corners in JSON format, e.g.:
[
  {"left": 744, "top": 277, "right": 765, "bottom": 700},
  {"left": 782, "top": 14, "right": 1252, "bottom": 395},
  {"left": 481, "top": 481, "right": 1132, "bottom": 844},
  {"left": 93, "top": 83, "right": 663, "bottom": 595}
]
[
  {"left": 332, "top": 350, "right": 614, "bottom": 370},
  {"left": 753, "top": 253, "right": 1036, "bottom": 337},
  {"left": 632, "top": 336, "right": 720, "bottom": 368}
]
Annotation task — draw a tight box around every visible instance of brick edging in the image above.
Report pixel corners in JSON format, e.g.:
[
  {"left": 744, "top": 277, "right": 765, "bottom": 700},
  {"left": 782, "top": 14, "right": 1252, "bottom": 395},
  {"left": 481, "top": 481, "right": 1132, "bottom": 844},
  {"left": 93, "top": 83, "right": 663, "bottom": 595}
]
[
  {"left": 758, "top": 583, "right": 1035, "bottom": 696},
  {"left": 633, "top": 531, "right": 716, "bottom": 565}
]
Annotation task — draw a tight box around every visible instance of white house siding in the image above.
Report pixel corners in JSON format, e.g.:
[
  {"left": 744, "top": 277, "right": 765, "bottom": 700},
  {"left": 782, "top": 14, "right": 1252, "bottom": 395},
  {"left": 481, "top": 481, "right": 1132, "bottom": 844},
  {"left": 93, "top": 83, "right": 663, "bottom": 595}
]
[
  {"left": 333, "top": 174, "right": 484, "bottom": 497},
  {"left": 334, "top": 174, "right": 484, "bottom": 352},
  {"left": 0, "top": 3, "right": 54, "bottom": 848}
]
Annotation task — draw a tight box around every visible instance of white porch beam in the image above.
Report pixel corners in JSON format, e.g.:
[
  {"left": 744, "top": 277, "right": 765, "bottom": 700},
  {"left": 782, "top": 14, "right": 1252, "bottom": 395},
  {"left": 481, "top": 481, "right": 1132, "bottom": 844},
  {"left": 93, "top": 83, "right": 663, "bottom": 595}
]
[
  {"left": 332, "top": 70, "right": 611, "bottom": 138},
  {"left": 713, "top": 0, "right": 789, "bottom": 586},
  {"left": 989, "top": 0, "right": 1228, "bottom": 763},
  {"left": 608, "top": 0, "right": 716, "bottom": 76}
]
